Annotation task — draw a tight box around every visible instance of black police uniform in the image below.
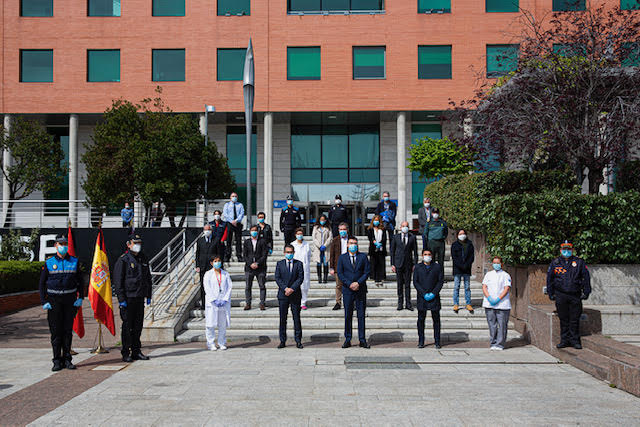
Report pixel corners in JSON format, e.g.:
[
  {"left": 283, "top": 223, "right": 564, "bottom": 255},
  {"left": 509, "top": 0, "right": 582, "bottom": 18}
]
[
  {"left": 328, "top": 204, "right": 349, "bottom": 237},
  {"left": 546, "top": 256, "right": 591, "bottom": 346},
  {"left": 113, "top": 249, "right": 152, "bottom": 359},
  {"left": 39, "top": 253, "right": 84, "bottom": 367},
  {"left": 280, "top": 206, "right": 301, "bottom": 245}
]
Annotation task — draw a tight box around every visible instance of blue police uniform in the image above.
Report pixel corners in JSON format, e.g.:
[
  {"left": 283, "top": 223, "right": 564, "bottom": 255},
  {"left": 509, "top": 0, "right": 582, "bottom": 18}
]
[{"left": 280, "top": 206, "right": 301, "bottom": 245}]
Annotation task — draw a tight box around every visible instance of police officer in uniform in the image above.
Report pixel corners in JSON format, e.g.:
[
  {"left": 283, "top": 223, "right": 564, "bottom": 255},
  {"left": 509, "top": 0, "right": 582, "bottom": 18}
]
[
  {"left": 546, "top": 241, "right": 591, "bottom": 349},
  {"left": 39, "top": 234, "right": 85, "bottom": 371},
  {"left": 280, "top": 195, "right": 301, "bottom": 245},
  {"left": 113, "top": 234, "right": 152, "bottom": 362},
  {"left": 328, "top": 194, "right": 349, "bottom": 238}
]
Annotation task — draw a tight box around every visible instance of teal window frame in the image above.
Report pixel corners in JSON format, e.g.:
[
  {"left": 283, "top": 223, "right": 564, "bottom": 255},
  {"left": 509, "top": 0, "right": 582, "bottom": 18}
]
[
  {"left": 217, "top": 48, "right": 246, "bottom": 81},
  {"left": 21, "top": 0, "right": 53, "bottom": 16},
  {"left": 287, "top": 47, "right": 321, "bottom": 81},
  {"left": 552, "top": 0, "right": 585, "bottom": 11},
  {"left": 418, "top": 45, "right": 452, "bottom": 79},
  {"left": 353, "top": 46, "right": 386, "bottom": 79},
  {"left": 153, "top": 0, "right": 185, "bottom": 16},
  {"left": 20, "top": 49, "right": 53, "bottom": 83},
  {"left": 486, "top": 44, "right": 518, "bottom": 78},
  {"left": 485, "top": 0, "right": 518, "bottom": 12},
  {"left": 152, "top": 49, "right": 185, "bottom": 82},
  {"left": 621, "top": 0, "right": 640, "bottom": 10},
  {"left": 226, "top": 126, "right": 257, "bottom": 215},
  {"left": 87, "top": 0, "right": 121, "bottom": 16},
  {"left": 417, "top": 0, "right": 450, "bottom": 13},
  {"left": 87, "top": 49, "right": 120, "bottom": 82},
  {"left": 411, "top": 124, "right": 441, "bottom": 213},
  {"left": 288, "top": 0, "right": 384, "bottom": 13},
  {"left": 218, "top": 0, "right": 251, "bottom": 15}
]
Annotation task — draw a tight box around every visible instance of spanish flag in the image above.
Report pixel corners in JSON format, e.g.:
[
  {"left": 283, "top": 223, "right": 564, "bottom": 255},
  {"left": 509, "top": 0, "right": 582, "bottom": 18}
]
[
  {"left": 69, "top": 225, "right": 85, "bottom": 339},
  {"left": 88, "top": 228, "right": 116, "bottom": 336}
]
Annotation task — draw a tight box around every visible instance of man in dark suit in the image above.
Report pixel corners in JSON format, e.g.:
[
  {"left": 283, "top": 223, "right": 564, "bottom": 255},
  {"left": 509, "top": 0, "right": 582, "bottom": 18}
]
[
  {"left": 413, "top": 249, "right": 444, "bottom": 349},
  {"left": 329, "top": 222, "right": 353, "bottom": 311},
  {"left": 337, "top": 237, "right": 371, "bottom": 349},
  {"left": 243, "top": 225, "right": 268, "bottom": 311},
  {"left": 274, "top": 245, "right": 304, "bottom": 349},
  {"left": 390, "top": 220, "right": 418, "bottom": 311},
  {"left": 195, "top": 224, "right": 218, "bottom": 308}
]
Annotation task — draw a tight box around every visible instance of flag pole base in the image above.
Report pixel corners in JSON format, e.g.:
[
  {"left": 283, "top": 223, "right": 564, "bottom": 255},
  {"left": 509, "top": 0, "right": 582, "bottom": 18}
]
[{"left": 90, "top": 322, "right": 110, "bottom": 354}]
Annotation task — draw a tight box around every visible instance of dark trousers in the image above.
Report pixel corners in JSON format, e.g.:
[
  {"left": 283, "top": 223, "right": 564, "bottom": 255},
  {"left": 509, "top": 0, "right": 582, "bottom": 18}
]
[
  {"left": 418, "top": 309, "right": 441, "bottom": 345},
  {"left": 226, "top": 223, "right": 243, "bottom": 260},
  {"left": 283, "top": 229, "right": 296, "bottom": 246},
  {"left": 428, "top": 240, "right": 445, "bottom": 267},
  {"left": 120, "top": 297, "right": 145, "bottom": 357},
  {"left": 198, "top": 267, "right": 210, "bottom": 308},
  {"left": 397, "top": 265, "right": 413, "bottom": 307},
  {"left": 370, "top": 252, "right": 386, "bottom": 282},
  {"left": 47, "top": 294, "right": 77, "bottom": 363},
  {"left": 421, "top": 234, "right": 428, "bottom": 253},
  {"left": 555, "top": 291, "right": 583, "bottom": 345},
  {"left": 278, "top": 296, "right": 302, "bottom": 344},
  {"left": 383, "top": 222, "right": 394, "bottom": 253},
  {"left": 343, "top": 289, "right": 366, "bottom": 343},
  {"left": 245, "top": 271, "right": 267, "bottom": 305}
]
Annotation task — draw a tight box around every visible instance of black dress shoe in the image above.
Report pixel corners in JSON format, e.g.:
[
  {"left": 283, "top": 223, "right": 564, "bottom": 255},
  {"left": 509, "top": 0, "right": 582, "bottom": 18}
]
[
  {"left": 64, "top": 360, "right": 77, "bottom": 370},
  {"left": 359, "top": 341, "right": 370, "bottom": 349},
  {"left": 122, "top": 355, "right": 133, "bottom": 363},
  {"left": 418, "top": 342, "right": 425, "bottom": 348},
  {"left": 435, "top": 343, "right": 442, "bottom": 349},
  {"left": 397, "top": 305, "right": 403, "bottom": 311},
  {"left": 406, "top": 305, "right": 414, "bottom": 312},
  {"left": 573, "top": 343, "right": 583, "bottom": 349},
  {"left": 52, "top": 361, "right": 63, "bottom": 372},
  {"left": 556, "top": 342, "right": 571, "bottom": 349},
  {"left": 296, "top": 342, "right": 304, "bottom": 349},
  {"left": 332, "top": 303, "right": 341, "bottom": 311},
  {"left": 132, "top": 352, "right": 150, "bottom": 361},
  {"left": 342, "top": 341, "right": 351, "bottom": 348},
  {"left": 278, "top": 342, "right": 286, "bottom": 349}
]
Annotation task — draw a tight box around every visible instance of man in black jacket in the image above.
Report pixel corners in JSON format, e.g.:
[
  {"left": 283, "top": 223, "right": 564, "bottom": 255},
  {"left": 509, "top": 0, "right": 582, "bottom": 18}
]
[
  {"left": 257, "top": 211, "right": 274, "bottom": 254},
  {"left": 195, "top": 224, "right": 218, "bottom": 309},
  {"left": 274, "top": 245, "right": 304, "bottom": 349},
  {"left": 413, "top": 249, "right": 444, "bottom": 349},
  {"left": 450, "top": 229, "right": 475, "bottom": 313},
  {"left": 243, "top": 225, "right": 269, "bottom": 310},
  {"left": 390, "top": 221, "right": 418, "bottom": 311},
  {"left": 113, "top": 234, "right": 152, "bottom": 363}
]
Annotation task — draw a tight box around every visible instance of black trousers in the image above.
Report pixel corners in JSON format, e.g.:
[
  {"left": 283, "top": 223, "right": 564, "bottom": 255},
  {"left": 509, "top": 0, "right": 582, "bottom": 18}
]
[
  {"left": 120, "top": 297, "right": 145, "bottom": 357},
  {"left": 283, "top": 229, "right": 296, "bottom": 246},
  {"left": 279, "top": 296, "right": 302, "bottom": 344},
  {"left": 47, "top": 294, "right": 77, "bottom": 363},
  {"left": 428, "top": 240, "right": 445, "bottom": 267},
  {"left": 555, "top": 291, "right": 583, "bottom": 345},
  {"left": 245, "top": 271, "right": 267, "bottom": 305},
  {"left": 418, "top": 309, "right": 441, "bottom": 345},
  {"left": 370, "top": 251, "right": 386, "bottom": 282},
  {"left": 226, "top": 223, "right": 243, "bottom": 260},
  {"left": 397, "top": 265, "right": 413, "bottom": 307},
  {"left": 344, "top": 289, "right": 367, "bottom": 343}
]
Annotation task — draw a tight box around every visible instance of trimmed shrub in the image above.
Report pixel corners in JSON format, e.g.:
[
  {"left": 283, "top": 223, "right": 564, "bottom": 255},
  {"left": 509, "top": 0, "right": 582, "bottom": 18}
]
[{"left": 0, "top": 261, "right": 45, "bottom": 295}]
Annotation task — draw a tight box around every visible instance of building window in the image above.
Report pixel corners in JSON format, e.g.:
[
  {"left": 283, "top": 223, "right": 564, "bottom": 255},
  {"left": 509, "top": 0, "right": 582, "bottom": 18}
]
[
  {"left": 486, "top": 0, "right": 518, "bottom": 12},
  {"left": 353, "top": 46, "right": 385, "bottom": 79},
  {"left": 217, "top": 48, "right": 246, "bottom": 81},
  {"left": 226, "top": 126, "right": 257, "bottom": 214},
  {"left": 621, "top": 0, "right": 640, "bottom": 10},
  {"left": 553, "top": 43, "right": 586, "bottom": 57},
  {"left": 87, "top": 50, "right": 120, "bottom": 82},
  {"left": 152, "top": 49, "right": 185, "bottom": 81},
  {"left": 486, "top": 44, "right": 518, "bottom": 78},
  {"left": 552, "top": 0, "right": 585, "bottom": 11},
  {"left": 21, "top": 0, "right": 53, "bottom": 16},
  {"left": 218, "top": 0, "right": 250, "bottom": 15},
  {"left": 622, "top": 43, "right": 640, "bottom": 66},
  {"left": 288, "top": 0, "right": 384, "bottom": 13},
  {"left": 88, "top": 0, "right": 121, "bottom": 16},
  {"left": 45, "top": 130, "right": 69, "bottom": 216},
  {"left": 20, "top": 50, "right": 53, "bottom": 82},
  {"left": 153, "top": 0, "right": 185, "bottom": 16},
  {"left": 287, "top": 47, "right": 321, "bottom": 80},
  {"left": 418, "top": 45, "right": 452, "bottom": 79},
  {"left": 411, "top": 123, "right": 441, "bottom": 213},
  {"left": 417, "top": 0, "right": 450, "bottom": 13}
]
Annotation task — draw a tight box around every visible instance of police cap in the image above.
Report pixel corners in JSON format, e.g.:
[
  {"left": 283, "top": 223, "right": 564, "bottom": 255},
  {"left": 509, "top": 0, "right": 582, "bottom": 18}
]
[
  {"left": 560, "top": 240, "right": 573, "bottom": 249},
  {"left": 335, "top": 194, "right": 342, "bottom": 199},
  {"left": 55, "top": 234, "right": 68, "bottom": 244},
  {"left": 128, "top": 233, "right": 142, "bottom": 243}
]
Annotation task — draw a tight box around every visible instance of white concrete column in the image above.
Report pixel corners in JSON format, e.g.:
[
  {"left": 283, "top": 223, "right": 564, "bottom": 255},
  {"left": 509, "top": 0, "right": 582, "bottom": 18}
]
[
  {"left": 263, "top": 112, "right": 273, "bottom": 226},
  {"left": 396, "top": 112, "right": 407, "bottom": 227},
  {"left": 199, "top": 113, "right": 206, "bottom": 135},
  {"left": 2, "top": 115, "right": 12, "bottom": 226},
  {"left": 68, "top": 114, "right": 79, "bottom": 226}
]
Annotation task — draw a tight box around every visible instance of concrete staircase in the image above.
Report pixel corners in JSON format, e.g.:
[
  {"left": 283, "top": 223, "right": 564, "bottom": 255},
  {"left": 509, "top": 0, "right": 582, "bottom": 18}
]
[{"left": 176, "top": 236, "right": 522, "bottom": 344}]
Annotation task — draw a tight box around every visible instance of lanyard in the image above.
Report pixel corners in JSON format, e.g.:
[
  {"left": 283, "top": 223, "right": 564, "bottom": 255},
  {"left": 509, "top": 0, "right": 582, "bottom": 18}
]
[{"left": 215, "top": 270, "right": 222, "bottom": 290}]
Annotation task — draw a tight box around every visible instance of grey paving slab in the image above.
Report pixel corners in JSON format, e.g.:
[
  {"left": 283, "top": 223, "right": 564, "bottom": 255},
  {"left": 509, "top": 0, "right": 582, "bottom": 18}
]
[{"left": 28, "top": 345, "right": 640, "bottom": 427}]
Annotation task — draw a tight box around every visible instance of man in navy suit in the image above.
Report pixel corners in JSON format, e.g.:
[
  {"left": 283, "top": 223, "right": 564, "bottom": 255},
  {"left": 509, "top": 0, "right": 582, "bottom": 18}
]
[
  {"left": 337, "top": 237, "right": 371, "bottom": 349},
  {"left": 413, "top": 249, "right": 444, "bottom": 349},
  {"left": 274, "top": 244, "right": 305, "bottom": 349}
]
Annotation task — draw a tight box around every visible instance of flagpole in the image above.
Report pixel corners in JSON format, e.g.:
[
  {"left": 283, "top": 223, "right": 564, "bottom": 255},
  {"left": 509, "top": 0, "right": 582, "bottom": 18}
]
[{"left": 91, "top": 320, "right": 109, "bottom": 354}]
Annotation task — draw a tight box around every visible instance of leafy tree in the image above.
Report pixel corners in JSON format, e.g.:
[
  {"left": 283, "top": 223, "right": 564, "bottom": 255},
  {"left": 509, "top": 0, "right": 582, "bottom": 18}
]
[
  {"left": 0, "top": 118, "right": 65, "bottom": 227},
  {"left": 0, "top": 228, "right": 40, "bottom": 261},
  {"left": 408, "top": 137, "right": 475, "bottom": 182}
]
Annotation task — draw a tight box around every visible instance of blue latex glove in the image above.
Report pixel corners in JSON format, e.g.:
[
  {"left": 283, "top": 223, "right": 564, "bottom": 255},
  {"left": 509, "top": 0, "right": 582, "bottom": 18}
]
[
  {"left": 43, "top": 302, "right": 52, "bottom": 310},
  {"left": 216, "top": 300, "right": 226, "bottom": 308},
  {"left": 73, "top": 298, "right": 83, "bottom": 307},
  {"left": 320, "top": 245, "right": 326, "bottom": 252},
  {"left": 423, "top": 293, "right": 435, "bottom": 301},
  {"left": 375, "top": 242, "right": 382, "bottom": 248},
  {"left": 212, "top": 299, "right": 221, "bottom": 307},
  {"left": 119, "top": 301, "right": 127, "bottom": 308},
  {"left": 146, "top": 298, "right": 151, "bottom": 306},
  {"left": 488, "top": 296, "right": 501, "bottom": 306},
  {"left": 269, "top": 249, "right": 273, "bottom": 255}
]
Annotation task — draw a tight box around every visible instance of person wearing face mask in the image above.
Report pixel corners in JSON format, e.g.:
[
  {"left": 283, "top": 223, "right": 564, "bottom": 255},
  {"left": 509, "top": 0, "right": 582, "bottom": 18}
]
[
  {"left": 242, "top": 225, "right": 268, "bottom": 310},
  {"left": 337, "top": 238, "right": 371, "bottom": 349},
  {"left": 280, "top": 195, "right": 302, "bottom": 246},
  {"left": 256, "top": 211, "right": 273, "bottom": 255},
  {"left": 413, "top": 249, "right": 444, "bottom": 349},
  {"left": 312, "top": 214, "right": 333, "bottom": 284},
  {"left": 328, "top": 194, "right": 349, "bottom": 238},
  {"left": 367, "top": 215, "right": 387, "bottom": 287},
  {"left": 375, "top": 191, "right": 397, "bottom": 253},
  {"left": 275, "top": 245, "right": 305, "bottom": 349},
  {"left": 451, "top": 228, "right": 475, "bottom": 314},
  {"left": 203, "top": 256, "right": 232, "bottom": 351},
  {"left": 38, "top": 234, "right": 85, "bottom": 371},
  {"left": 546, "top": 241, "right": 591, "bottom": 350},
  {"left": 208, "top": 209, "right": 229, "bottom": 261},
  {"left": 390, "top": 221, "right": 418, "bottom": 310},
  {"left": 417, "top": 198, "right": 433, "bottom": 251},
  {"left": 291, "top": 228, "right": 312, "bottom": 309},
  {"left": 424, "top": 207, "right": 448, "bottom": 267},
  {"left": 113, "top": 234, "right": 152, "bottom": 362},
  {"left": 222, "top": 192, "right": 245, "bottom": 262},
  {"left": 120, "top": 202, "right": 134, "bottom": 228},
  {"left": 150, "top": 202, "right": 162, "bottom": 227},
  {"left": 482, "top": 256, "right": 512, "bottom": 351},
  {"left": 195, "top": 224, "right": 219, "bottom": 309},
  {"left": 329, "top": 222, "right": 354, "bottom": 310}
]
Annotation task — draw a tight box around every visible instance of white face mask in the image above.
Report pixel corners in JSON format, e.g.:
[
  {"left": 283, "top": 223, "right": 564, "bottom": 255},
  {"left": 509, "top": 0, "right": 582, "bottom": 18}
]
[
  {"left": 432, "top": 214, "right": 439, "bottom": 220},
  {"left": 424, "top": 256, "right": 432, "bottom": 263},
  {"left": 424, "top": 203, "right": 430, "bottom": 208},
  {"left": 203, "top": 230, "right": 212, "bottom": 237},
  {"left": 213, "top": 214, "right": 220, "bottom": 221},
  {"left": 131, "top": 244, "right": 142, "bottom": 253},
  {"left": 335, "top": 199, "right": 341, "bottom": 205},
  {"left": 401, "top": 226, "right": 409, "bottom": 234},
  {"left": 458, "top": 234, "right": 467, "bottom": 241}
]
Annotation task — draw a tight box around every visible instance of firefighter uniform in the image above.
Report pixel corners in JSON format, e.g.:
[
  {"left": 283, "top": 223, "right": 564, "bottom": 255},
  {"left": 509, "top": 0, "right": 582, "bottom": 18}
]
[{"left": 280, "top": 203, "right": 302, "bottom": 245}]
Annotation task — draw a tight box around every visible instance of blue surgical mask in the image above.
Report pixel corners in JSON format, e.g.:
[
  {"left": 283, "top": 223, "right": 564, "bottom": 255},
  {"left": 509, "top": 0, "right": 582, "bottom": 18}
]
[
  {"left": 383, "top": 197, "right": 390, "bottom": 202},
  {"left": 339, "top": 230, "right": 347, "bottom": 238},
  {"left": 251, "top": 231, "right": 258, "bottom": 238},
  {"left": 258, "top": 218, "right": 265, "bottom": 223},
  {"left": 287, "top": 200, "right": 293, "bottom": 205},
  {"left": 57, "top": 245, "right": 68, "bottom": 256},
  {"left": 231, "top": 196, "right": 238, "bottom": 203},
  {"left": 296, "top": 234, "right": 303, "bottom": 240},
  {"left": 319, "top": 220, "right": 326, "bottom": 225},
  {"left": 561, "top": 249, "right": 572, "bottom": 258},
  {"left": 285, "top": 253, "right": 294, "bottom": 260},
  {"left": 348, "top": 244, "right": 358, "bottom": 253},
  {"left": 492, "top": 263, "right": 502, "bottom": 271},
  {"left": 373, "top": 220, "right": 380, "bottom": 226},
  {"left": 213, "top": 261, "right": 222, "bottom": 269}
]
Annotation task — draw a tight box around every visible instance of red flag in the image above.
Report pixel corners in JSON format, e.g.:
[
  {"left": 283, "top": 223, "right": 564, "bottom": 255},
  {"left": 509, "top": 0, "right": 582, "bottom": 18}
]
[
  {"left": 88, "top": 228, "right": 116, "bottom": 335},
  {"left": 69, "top": 225, "right": 85, "bottom": 339}
]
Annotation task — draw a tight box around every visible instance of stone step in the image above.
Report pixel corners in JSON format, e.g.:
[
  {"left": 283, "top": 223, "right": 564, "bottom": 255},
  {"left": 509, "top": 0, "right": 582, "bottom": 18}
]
[
  {"left": 610, "top": 335, "right": 640, "bottom": 348},
  {"left": 583, "top": 305, "right": 640, "bottom": 335},
  {"left": 222, "top": 286, "right": 485, "bottom": 298},
  {"left": 227, "top": 299, "right": 486, "bottom": 308}
]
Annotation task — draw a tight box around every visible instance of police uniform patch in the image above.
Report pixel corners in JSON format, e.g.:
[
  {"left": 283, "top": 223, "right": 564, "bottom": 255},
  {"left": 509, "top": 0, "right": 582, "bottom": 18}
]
[
  {"left": 131, "top": 263, "right": 135, "bottom": 268},
  {"left": 572, "top": 261, "right": 577, "bottom": 267},
  {"left": 52, "top": 264, "right": 57, "bottom": 270}
]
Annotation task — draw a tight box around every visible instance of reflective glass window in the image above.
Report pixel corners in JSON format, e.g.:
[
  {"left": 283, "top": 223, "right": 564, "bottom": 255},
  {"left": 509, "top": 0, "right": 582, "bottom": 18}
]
[
  {"left": 21, "top": 0, "right": 53, "bottom": 16},
  {"left": 418, "top": 0, "right": 450, "bottom": 13},
  {"left": 218, "top": 0, "right": 250, "bottom": 15},
  {"left": 418, "top": 45, "right": 452, "bottom": 79},
  {"left": 353, "top": 46, "right": 385, "bottom": 79},
  {"left": 88, "top": 0, "right": 121, "bottom": 16},
  {"left": 552, "top": 0, "right": 585, "bottom": 11},
  {"left": 287, "top": 47, "right": 321, "bottom": 80},
  {"left": 485, "top": 0, "right": 518, "bottom": 12},
  {"left": 152, "top": 49, "right": 185, "bottom": 81},
  {"left": 20, "top": 50, "right": 53, "bottom": 82},
  {"left": 217, "top": 48, "right": 246, "bottom": 81},
  {"left": 486, "top": 44, "right": 518, "bottom": 78},
  {"left": 621, "top": 0, "right": 640, "bottom": 10},
  {"left": 153, "top": 0, "right": 185, "bottom": 16},
  {"left": 87, "top": 50, "right": 120, "bottom": 82}
]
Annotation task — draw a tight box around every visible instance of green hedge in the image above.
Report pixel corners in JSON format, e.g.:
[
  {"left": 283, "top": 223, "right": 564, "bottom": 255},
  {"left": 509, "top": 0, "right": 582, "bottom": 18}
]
[
  {"left": 616, "top": 160, "right": 640, "bottom": 193},
  {"left": 0, "top": 261, "right": 45, "bottom": 295}
]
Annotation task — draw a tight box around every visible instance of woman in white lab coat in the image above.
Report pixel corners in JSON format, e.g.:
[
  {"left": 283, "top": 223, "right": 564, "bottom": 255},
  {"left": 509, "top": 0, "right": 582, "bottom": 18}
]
[
  {"left": 291, "top": 227, "right": 311, "bottom": 310},
  {"left": 203, "top": 256, "right": 232, "bottom": 351}
]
